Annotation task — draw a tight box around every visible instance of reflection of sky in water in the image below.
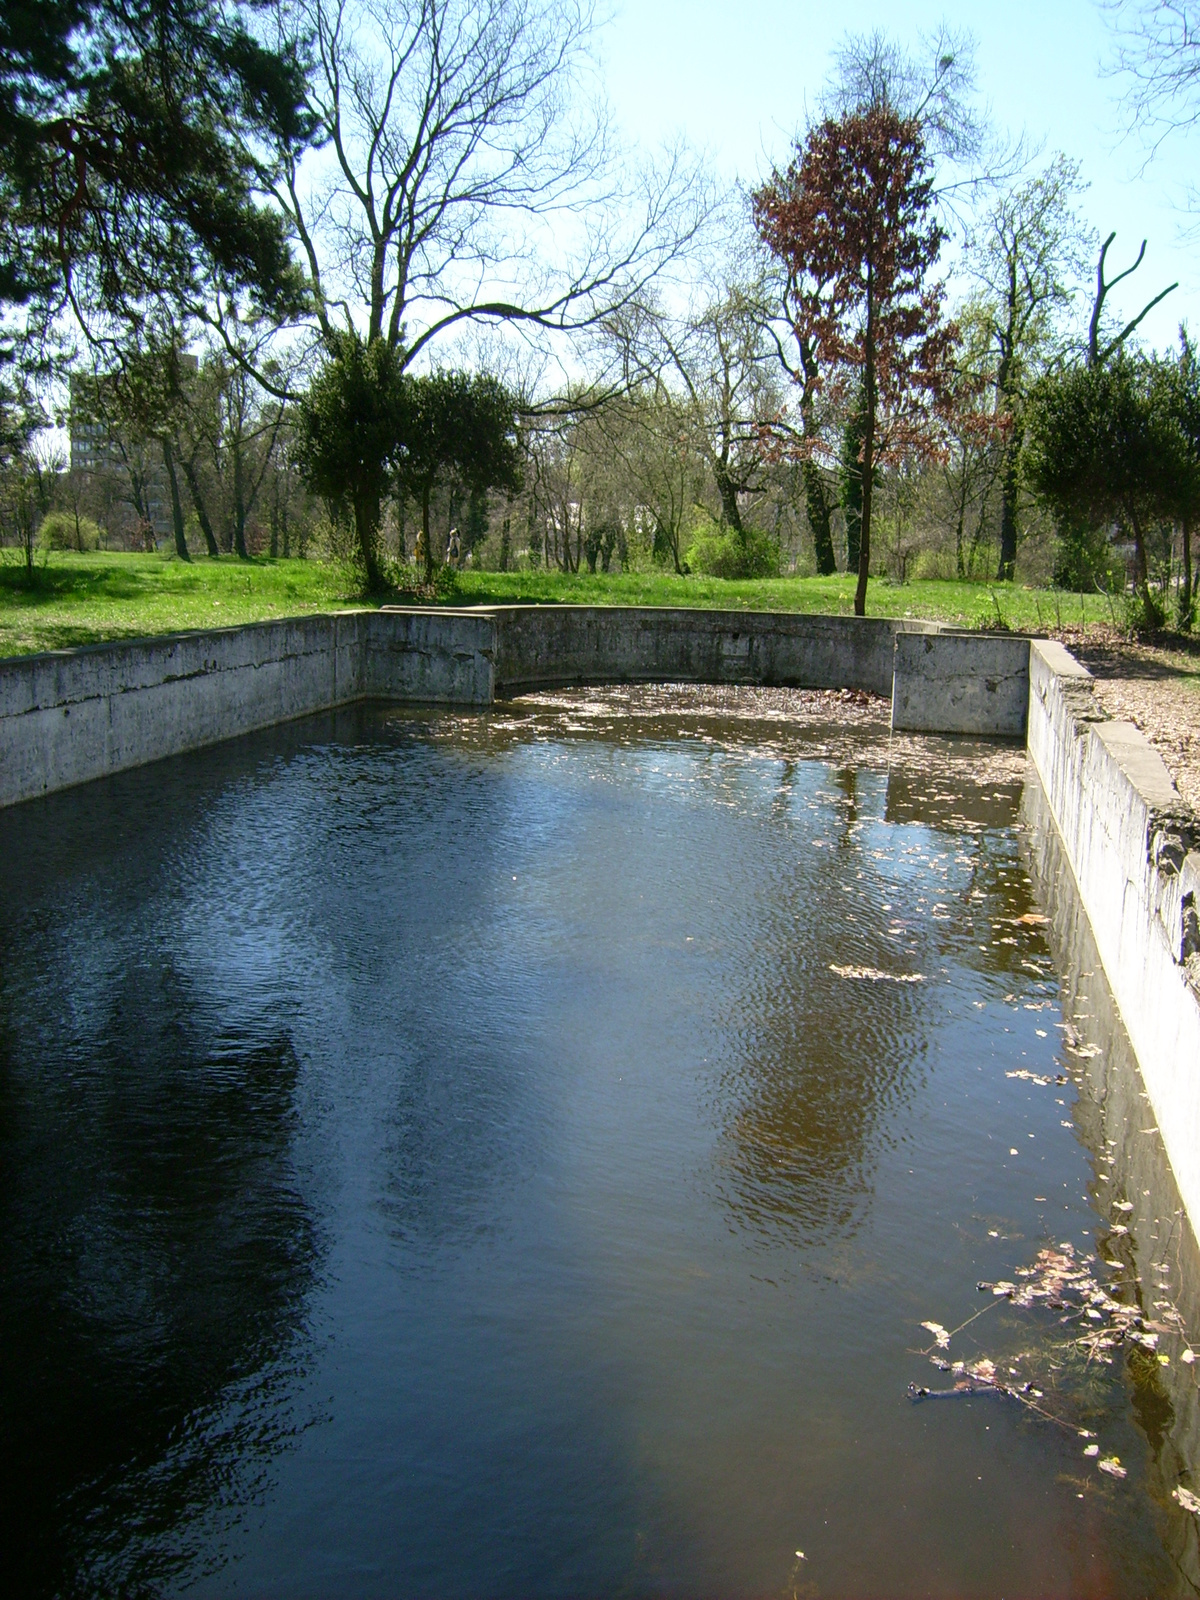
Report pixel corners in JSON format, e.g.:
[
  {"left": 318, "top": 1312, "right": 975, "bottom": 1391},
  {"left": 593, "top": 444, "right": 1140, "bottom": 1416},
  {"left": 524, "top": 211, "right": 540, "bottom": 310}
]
[{"left": 0, "top": 697, "right": 1193, "bottom": 1598}]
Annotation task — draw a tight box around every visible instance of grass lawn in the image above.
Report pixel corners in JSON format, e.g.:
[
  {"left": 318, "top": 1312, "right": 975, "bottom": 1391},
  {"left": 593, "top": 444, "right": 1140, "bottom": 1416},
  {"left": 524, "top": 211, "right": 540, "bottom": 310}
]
[{"left": 0, "top": 549, "right": 1119, "bottom": 658}]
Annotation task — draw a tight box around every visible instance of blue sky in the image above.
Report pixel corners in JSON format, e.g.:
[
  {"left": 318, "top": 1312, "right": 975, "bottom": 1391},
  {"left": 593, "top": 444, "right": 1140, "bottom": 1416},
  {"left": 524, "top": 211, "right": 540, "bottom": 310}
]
[{"left": 599, "top": 0, "right": 1197, "bottom": 347}]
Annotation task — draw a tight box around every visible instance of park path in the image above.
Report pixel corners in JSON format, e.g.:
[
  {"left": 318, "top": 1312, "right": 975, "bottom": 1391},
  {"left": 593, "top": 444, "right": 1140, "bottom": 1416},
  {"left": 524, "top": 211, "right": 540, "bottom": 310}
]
[{"left": 1057, "top": 627, "right": 1200, "bottom": 813}]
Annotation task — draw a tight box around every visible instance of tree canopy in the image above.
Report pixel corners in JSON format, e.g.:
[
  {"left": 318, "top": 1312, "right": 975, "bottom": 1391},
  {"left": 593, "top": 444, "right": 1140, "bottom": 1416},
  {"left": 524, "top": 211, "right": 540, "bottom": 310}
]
[
  {"left": 754, "top": 105, "right": 956, "bottom": 614},
  {"left": 0, "top": 0, "right": 312, "bottom": 356}
]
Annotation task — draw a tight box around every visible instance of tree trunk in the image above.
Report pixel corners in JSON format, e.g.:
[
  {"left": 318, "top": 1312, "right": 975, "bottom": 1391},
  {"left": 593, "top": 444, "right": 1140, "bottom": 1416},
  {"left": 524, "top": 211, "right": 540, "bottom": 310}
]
[
  {"left": 855, "top": 292, "right": 876, "bottom": 618},
  {"left": 714, "top": 463, "right": 745, "bottom": 539},
  {"left": 422, "top": 482, "right": 435, "bottom": 585},
  {"left": 1180, "top": 517, "right": 1193, "bottom": 630},
  {"left": 160, "top": 439, "right": 192, "bottom": 562},
  {"left": 803, "top": 460, "right": 836, "bottom": 575},
  {"left": 499, "top": 501, "right": 511, "bottom": 571},
  {"left": 182, "top": 459, "right": 220, "bottom": 557},
  {"left": 1127, "top": 506, "right": 1160, "bottom": 626},
  {"left": 232, "top": 445, "right": 249, "bottom": 560},
  {"left": 356, "top": 486, "right": 387, "bottom": 593},
  {"left": 995, "top": 431, "right": 1021, "bottom": 582}
]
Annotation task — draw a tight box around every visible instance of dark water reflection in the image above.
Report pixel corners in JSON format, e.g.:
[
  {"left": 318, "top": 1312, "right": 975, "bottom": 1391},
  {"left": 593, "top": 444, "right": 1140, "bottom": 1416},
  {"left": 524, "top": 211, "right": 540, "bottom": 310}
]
[{"left": 0, "top": 694, "right": 1195, "bottom": 1597}]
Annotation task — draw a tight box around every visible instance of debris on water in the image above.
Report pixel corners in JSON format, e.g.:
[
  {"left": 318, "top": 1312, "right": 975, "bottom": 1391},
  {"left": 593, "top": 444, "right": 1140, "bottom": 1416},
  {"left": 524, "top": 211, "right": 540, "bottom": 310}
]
[
  {"left": 1174, "top": 1486, "right": 1200, "bottom": 1516},
  {"left": 1098, "top": 1456, "right": 1127, "bottom": 1480},
  {"left": 1084, "top": 1444, "right": 1099, "bottom": 1456},
  {"left": 828, "top": 964, "right": 924, "bottom": 983},
  {"left": 1007, "top": 1069, "right": 1054, "bottom": 1086}
]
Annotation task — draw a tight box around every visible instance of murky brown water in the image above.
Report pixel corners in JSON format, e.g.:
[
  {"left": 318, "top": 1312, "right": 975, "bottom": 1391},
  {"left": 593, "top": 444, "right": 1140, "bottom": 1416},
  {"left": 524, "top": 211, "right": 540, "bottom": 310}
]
[{"left": 0, "top": 688, "right": 1197, "bottom": 1598}]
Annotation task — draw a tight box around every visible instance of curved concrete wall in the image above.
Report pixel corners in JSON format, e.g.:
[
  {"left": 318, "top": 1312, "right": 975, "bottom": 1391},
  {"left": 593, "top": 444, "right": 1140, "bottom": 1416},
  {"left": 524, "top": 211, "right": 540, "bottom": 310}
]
[{"left": 1, "top": 605, "right": 1013, "bottom": 808}]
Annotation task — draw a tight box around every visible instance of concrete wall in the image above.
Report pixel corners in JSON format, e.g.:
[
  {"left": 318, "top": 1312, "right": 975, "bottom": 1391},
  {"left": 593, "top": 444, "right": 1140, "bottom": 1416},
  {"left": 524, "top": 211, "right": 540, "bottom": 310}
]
[
  {"left": 1027, "top": 638, "right": 1200, "bottom": 1234},
  {"left": 483, "top": 606, "right": 932, "bottom": 698},
  {"left": 0, "top": 613, "right": 370, "bottom": 808},
  {"left": 6, "top": 606, "right": 1032, "bottom": 808},
  {"left": 892, "top": 631, "right": 1030, "bottom": 737},
  {"left": 363, "top": 609, "right": 495, "bottom": 704}
]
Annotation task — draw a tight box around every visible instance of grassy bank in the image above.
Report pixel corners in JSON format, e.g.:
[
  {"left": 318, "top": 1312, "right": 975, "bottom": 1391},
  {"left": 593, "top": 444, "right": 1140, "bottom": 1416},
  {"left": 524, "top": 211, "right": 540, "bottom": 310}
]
[{"left": 0, "top": 550, "right": 1117, "bottom": 658}]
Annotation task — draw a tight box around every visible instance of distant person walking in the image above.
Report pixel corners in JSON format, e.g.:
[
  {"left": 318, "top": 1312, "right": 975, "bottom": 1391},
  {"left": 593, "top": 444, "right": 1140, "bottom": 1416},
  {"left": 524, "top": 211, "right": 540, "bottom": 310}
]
[{"left": 446, "top": 527, "right": 461, "bottom": 569}]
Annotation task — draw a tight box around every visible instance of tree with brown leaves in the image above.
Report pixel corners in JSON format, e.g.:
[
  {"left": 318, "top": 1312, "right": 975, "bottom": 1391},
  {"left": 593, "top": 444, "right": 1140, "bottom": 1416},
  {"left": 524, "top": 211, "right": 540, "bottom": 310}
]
[{"left": 754, "top": 106, "right": 956, "bottom": 614}]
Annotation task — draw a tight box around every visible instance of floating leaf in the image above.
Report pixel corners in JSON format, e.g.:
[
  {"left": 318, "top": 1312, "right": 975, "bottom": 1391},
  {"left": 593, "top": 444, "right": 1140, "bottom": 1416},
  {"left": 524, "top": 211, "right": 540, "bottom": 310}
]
[
  {"left": 921, "top": 1321, "right": 951, "bottom": 1349},
  {"left": 1174, "top": 1487, "right": 1200, "bottom": 1516},
  {"left": 829, "top": 964, "right": 923, "bottom": 983},
  {"left": 1098, "top": 1457, "right": 1127, "bottom": 1480},
  {"left": 1083, "top": 1444, "right": 1099, "bottom": 1457}
]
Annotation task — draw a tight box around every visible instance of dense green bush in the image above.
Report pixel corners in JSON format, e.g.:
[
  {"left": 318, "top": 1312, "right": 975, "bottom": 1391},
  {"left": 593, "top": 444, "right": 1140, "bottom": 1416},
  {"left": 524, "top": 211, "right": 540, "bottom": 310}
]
[
  {"left": 38, "top": 512, "right": 102, "bottom": 551},
  {"left": 686, "top": 526, "right": 779, "bottom": 579}
]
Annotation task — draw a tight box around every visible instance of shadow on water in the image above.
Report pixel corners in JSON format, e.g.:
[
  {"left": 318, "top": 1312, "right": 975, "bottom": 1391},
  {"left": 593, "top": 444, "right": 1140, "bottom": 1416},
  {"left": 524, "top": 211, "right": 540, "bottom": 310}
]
[
  {"left": 6, "top": 693, "right": 1200, "bottom": 1596},
  {"left": 0, "top": 737, "right": 335, "bottom": 1599},
  {"left": 1024, "top": 775, "right": 1200, "bottom": 1596}
]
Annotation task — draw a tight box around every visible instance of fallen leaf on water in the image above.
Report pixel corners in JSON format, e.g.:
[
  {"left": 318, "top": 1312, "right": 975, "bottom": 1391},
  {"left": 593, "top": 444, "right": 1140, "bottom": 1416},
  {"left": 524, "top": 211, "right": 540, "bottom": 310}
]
[
  {"left": 1174, "top": 1487, "right": 1200, "bottom": 1516},
  {"left": 1015, "top": 913, "right": 1050, "bottom": 926},
  {"left": 1098, "top": 1457, "right": 1127, "bottom": 1480},
  {"left": 1182, "top": 1349, "right": 1196, "bottom": 1365},
  {"left": 1113, "top": 1201, "right": 1134, "bottom": 1213},
  {"left": 922, "top": 1321, "right": 951, "bottom": 1349},
  {"left": 829, "top": 964, "right": 924, "bottom": 983},
  {"left": 1084, "top": 1444, "right": 1099, "bottom": 1457}
]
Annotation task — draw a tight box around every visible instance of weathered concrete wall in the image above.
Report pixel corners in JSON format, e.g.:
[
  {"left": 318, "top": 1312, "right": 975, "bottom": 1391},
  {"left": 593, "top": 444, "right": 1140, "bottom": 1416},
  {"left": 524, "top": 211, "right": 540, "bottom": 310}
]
[
  {"left": 485, "top": 606, "right": 932, "bottom": 698},
  {"left": 892, "top": 631, "right": 1030, "bottom": 737},
  {"left": 0, "top": 613, "right": 370, "bottom": 808},
  {"left": 1027, "top": 638, "right": 1200, "bottom": 1235},
  {"left": 0, "top": 604, "right": 1035, "bottom": 809},
  {"left": 364, "top": 609, "right": 495, "bottom": 703}
]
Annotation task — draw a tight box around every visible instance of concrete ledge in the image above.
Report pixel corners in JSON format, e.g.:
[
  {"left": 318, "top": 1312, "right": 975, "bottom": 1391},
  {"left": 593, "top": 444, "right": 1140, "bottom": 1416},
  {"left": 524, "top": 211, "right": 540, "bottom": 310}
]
[
  {"left": 0, "top": 605, "right": 1033, "bottom": 809},
  {"left": 892, "top": 631, "right": 1030, "bottom": 737},
  {"left": 0, "top": 613, "right": 370, "bottom": 807},
  {"left": 1027, "top": 638, "right": 1200, "bottom": 1236},
  {"left": 484, "top": 606, "right": 934, "bottom": 698}
]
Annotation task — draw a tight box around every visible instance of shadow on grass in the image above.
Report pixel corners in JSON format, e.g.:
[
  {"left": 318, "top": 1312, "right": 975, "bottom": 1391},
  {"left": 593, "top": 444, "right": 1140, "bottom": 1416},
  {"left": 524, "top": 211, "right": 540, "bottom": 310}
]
[{"left": 0, "top": 563, "right": 160, "bottom": 605}]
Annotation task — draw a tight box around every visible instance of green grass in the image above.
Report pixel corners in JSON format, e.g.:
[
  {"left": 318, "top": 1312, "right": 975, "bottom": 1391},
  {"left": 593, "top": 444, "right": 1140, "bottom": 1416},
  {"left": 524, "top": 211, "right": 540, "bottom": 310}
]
[
  {"left": 0, "top": 551, "right": 366, "bottom": 656},
  {"left": 0, "top": 549, "right": 1118, "bottom": 659}
]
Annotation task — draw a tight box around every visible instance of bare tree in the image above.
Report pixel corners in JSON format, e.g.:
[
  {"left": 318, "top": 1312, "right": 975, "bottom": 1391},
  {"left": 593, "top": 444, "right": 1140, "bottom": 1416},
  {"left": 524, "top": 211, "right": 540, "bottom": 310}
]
[
  {"left": 967, "top": 157, "right": 1093, "bottom": 578},
  {"left": 256, "top": 0, "right": 700, "bottom": 363},
  {"left": 1102, "top": 1, "right": 1200, "bottom": 155},
  {"left": 233, "top": 0, "right": 700, "bottom": 578}
]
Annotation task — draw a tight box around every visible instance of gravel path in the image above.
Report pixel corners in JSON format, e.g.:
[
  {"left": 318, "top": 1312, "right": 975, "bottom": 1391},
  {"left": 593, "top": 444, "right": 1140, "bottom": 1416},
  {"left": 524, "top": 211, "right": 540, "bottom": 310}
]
[{"left": 1054, "top": 627, "right": 1200, "bottom": 813}]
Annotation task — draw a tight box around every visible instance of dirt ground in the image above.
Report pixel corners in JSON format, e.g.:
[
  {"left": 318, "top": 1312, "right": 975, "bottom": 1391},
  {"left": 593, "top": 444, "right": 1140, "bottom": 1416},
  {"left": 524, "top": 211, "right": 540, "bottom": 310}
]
[{"left": 1053, "top": 626, "right": 1200, "bottom": 813}]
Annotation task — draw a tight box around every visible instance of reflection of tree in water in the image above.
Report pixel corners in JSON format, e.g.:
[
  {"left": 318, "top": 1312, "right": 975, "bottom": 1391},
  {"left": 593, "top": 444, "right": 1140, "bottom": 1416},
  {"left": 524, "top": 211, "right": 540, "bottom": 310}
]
[
  {"left": 712, "top": 766, "right": 1034, "bottom": 1248},
  {"left": 0, "top": 959, "right": 317, "bottom": 1600}
]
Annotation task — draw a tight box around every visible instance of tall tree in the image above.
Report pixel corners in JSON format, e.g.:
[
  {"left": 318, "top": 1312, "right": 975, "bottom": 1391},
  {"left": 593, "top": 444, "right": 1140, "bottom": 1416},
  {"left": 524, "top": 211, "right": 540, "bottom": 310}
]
[
  {"left": 754, "top": 107, "right": 956, "bottom": 614},
  {"left": 1026, "top": 353, "right": 1183, "bottom": 626},
  {"left": 259, "top": 0, "right": 700, "bottom": 579},
  {"left": 967, "top": 157, "right": 1091, "bottom": 580},
  {"left": 394, "top": 371, "right": 522, "bottom": 583},
  {"left": 295, "top": 332, "right": 408, "bottom": 590},
  {"left": 0, "top": 1, "right": 312, "bottom": 355}
]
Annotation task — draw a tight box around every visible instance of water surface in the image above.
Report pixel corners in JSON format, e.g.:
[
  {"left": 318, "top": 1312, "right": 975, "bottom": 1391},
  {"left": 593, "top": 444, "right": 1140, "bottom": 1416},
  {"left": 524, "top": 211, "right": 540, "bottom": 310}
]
[{"left": 1, "top": 690, "right": 1197, "bottom": 1598}]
